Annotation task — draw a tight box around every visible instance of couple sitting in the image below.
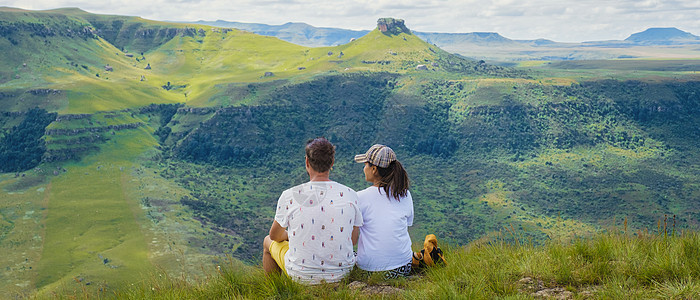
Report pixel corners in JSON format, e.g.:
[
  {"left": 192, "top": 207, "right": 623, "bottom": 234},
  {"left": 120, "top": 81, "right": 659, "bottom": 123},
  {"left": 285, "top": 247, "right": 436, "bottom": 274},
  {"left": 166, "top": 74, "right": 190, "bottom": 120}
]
[{"left": 262, "top": 137, "right": 414, "bottom": 284}]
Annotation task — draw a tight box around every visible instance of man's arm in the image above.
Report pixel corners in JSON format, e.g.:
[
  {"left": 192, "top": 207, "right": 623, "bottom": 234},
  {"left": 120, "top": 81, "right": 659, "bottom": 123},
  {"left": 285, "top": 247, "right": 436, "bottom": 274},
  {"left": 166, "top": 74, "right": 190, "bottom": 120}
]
[
  {"left": 351, "top": 226, "right": 360, "bottom": 246},
  {"left": 269, "top": 220, "right": 288, "bottom": 242}
]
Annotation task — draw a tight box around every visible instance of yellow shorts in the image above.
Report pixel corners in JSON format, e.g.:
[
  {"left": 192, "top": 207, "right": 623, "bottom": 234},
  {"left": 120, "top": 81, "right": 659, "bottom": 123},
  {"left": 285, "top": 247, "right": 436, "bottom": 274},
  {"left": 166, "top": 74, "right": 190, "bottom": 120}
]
[{"left": 269, "top": 240, "right": 289, "bottom": 275}]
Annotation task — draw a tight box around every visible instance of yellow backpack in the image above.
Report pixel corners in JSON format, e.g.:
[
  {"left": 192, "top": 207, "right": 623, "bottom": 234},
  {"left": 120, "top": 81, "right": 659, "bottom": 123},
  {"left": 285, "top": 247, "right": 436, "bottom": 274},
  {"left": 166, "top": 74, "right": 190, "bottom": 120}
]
[{"left": 412, "top": 234, "right": 447, "bottom": 269}]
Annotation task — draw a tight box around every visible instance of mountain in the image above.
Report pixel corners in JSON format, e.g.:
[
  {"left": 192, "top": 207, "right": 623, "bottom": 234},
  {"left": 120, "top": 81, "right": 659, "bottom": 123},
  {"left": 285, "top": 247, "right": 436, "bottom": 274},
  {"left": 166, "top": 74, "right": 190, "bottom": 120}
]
[
  {"left": 188, "top": 20, "right": 563, "bottom": 49},
  {"left": 1, "top": 8, "right": 700, "bottom": 298},
  {"left": 625, "top": 27, "right": 700, "bottom": 45},
  {"left": 415, "top": 31, "right": 520, "bottom": 47},
  {"left": 192, "top": 20, "right": 370, "bottom": 47},
  {"left": 0, "top": 10, "right": 523, "bottom": 296},
  {"left": 0, "top": 9, "right": 472, "bottom": 113},
  {"left": 186, "top": 19, "right": 700, "bottom": 61},
  {"left": 188, "top": 20, "right": 567, "bottom": 48}
]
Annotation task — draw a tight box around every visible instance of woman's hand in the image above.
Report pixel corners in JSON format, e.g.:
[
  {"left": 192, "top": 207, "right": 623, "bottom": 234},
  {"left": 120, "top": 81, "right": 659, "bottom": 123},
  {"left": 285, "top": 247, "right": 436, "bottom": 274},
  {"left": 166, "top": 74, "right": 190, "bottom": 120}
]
[{"left": 351, "top": 226, "right": 360, "bottom": 245}]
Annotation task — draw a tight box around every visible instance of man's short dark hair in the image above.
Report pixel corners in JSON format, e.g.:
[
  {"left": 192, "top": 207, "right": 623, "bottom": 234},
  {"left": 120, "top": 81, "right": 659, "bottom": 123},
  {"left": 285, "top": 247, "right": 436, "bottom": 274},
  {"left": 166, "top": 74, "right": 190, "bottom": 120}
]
[{"left": 305, "top": 137, "right": 335, "bottom": 172}]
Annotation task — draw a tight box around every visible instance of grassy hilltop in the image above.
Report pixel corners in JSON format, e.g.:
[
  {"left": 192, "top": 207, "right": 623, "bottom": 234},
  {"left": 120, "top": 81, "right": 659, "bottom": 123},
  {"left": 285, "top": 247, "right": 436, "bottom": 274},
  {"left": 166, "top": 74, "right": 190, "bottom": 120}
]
[
  {"left": 113, "top": 232, "right": 700, "bottom": 299},
  {"left": 0, "top": 7, "right": 476, "bottom": 112},
  {"left": 1, "top": 7, "right": 700, "bottom": 298}
]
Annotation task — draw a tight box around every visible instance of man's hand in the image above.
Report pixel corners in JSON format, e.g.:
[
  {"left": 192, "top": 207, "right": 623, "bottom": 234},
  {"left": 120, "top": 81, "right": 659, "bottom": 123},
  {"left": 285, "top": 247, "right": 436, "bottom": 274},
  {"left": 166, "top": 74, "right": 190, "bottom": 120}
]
[{"left": 269, "top": 220, "right": 289, "bottom": 242}]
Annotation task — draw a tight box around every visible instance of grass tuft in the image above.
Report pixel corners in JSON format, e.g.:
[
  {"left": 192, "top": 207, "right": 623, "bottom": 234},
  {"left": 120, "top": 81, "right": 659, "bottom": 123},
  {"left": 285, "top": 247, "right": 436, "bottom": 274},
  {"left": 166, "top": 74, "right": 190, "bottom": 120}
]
[{"left": 46, "top": 231, "right": 700, "bottom": 298}]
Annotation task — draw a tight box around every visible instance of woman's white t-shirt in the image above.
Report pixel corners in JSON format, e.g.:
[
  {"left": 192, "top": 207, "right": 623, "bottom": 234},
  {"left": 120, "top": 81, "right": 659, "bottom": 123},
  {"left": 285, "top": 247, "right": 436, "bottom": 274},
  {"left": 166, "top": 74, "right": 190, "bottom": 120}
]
[{"left": 356, "top": 187, "right": 414, "bottom": 271}]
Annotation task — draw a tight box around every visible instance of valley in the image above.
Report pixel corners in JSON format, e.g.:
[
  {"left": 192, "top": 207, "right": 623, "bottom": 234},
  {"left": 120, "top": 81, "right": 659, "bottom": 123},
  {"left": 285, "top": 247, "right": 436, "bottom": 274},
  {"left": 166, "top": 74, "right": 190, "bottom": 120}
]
[{"left": 0, "top": 7, "right": 699, "bottom": 298}]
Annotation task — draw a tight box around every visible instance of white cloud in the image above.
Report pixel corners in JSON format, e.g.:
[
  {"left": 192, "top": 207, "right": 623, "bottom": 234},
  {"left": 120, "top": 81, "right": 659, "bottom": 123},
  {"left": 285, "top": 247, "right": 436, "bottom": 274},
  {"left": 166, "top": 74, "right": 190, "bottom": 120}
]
[{"left": 1, "top": 0, "right": 699, "bottom": 42}]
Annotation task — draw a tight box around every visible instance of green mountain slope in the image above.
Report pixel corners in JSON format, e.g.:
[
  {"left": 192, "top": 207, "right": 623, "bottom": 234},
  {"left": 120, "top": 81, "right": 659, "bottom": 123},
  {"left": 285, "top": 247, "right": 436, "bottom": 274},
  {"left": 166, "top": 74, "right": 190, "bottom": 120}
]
[
  {"left": 0, "top": 7, "right": 185, "bottom": 113},
  {"left": 2, "top": 9, "right": 512, "bottom": 296},
  {"left": 1, "top": 9, "right": 502, "bottom": 114},
  {"left": 159, "top": 74, "right": 699, "bottom": 258},
  {"left": 1, "top": 7, "right": 699, "bottom": 298}
]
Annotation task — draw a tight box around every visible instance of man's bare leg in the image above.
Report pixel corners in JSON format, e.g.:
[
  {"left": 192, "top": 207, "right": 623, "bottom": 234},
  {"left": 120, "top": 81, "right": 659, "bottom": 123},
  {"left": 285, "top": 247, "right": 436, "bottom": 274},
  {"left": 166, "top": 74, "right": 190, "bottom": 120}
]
[{"left": 263, "top": 235, "right": 282, "bottom": 274}]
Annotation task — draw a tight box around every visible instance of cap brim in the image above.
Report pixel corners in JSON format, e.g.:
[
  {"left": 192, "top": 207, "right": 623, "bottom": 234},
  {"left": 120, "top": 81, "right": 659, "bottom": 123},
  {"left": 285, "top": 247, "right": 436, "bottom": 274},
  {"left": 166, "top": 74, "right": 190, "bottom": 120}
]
[{"left": 354, "top": 154, "right": 368, "bottom": 163}]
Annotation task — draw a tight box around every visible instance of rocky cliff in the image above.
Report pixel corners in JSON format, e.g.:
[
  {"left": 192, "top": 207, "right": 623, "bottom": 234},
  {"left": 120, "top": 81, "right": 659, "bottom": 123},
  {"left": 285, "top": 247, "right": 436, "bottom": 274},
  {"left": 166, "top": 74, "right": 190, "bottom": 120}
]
[{"left": 377, "top": 17, "right": 410, "bottom": 35}]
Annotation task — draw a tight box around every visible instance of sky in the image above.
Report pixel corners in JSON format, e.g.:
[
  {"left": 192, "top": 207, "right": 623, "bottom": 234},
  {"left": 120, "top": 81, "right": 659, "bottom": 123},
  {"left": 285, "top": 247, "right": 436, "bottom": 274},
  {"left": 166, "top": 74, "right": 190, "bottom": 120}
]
[{"left": 2, "top": 0, "right": 700, "bottom": 42}]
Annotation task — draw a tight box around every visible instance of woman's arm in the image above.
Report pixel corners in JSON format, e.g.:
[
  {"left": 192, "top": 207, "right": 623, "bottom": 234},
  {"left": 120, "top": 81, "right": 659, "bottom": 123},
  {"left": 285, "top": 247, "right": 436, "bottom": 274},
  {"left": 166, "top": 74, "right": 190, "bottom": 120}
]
[{"left": 351, "top": 226, "right": 360, "bottom": 246}]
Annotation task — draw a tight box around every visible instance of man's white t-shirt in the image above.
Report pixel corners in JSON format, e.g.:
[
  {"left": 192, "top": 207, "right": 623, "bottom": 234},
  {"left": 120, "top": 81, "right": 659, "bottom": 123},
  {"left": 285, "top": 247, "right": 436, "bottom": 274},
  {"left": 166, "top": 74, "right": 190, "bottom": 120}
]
[
  {"left": 356, "top": 187, "right": 414, "bottom": 271},
  {"left": 274, "top": 181, "right": 363, "bottom": 284}
]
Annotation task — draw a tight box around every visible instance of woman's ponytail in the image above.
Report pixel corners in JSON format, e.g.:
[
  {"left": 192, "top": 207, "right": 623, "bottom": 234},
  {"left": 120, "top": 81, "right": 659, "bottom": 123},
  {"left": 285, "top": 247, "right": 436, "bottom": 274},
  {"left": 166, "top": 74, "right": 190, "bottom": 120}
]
[{"left": 376, "top": 160, "right": 410, "bottom": 201}]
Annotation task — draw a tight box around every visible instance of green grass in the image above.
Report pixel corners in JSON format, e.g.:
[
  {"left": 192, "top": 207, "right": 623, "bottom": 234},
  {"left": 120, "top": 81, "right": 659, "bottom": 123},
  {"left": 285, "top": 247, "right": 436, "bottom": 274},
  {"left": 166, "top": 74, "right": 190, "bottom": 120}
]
[
  {"left": 546, "top": 59, "right": 700, "bottom": 72},
  {"left": 29, "top": 119, "right": 171, "bottom": 294},
  {"left": 2, "top": 8, "right": 699, "bottom": 114},
  {"left": 527, "top": 60, "right": 700, "bottom": 82},
  {"left": 0, "top": 8, "right": 452, "bottom": 113},
  {"left": 2, "top": 8, "right": 700, "bottom": 299},
  {"left": 0, "top": 172, "right": 49, "bottom": 298},
  {"left": 36, "top": 231, "right": 700, "bottom": 299},
  {"left": 3, "top": 111, "right": 216, "bottom": 298}
]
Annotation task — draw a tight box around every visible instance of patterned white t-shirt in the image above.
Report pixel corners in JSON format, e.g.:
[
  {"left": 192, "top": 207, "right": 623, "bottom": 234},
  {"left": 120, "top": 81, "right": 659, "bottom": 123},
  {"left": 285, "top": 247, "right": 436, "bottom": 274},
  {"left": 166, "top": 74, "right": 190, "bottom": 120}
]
[{"left": 275, "top": 181, "right": 363, "bottom": 284}]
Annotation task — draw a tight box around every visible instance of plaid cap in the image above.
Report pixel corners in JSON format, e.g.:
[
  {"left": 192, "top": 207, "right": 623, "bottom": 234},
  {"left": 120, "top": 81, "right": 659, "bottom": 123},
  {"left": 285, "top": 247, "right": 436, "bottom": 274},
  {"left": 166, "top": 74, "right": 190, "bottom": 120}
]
[{"left": 354, "top": 144, "right": 396, "bottom": 168}]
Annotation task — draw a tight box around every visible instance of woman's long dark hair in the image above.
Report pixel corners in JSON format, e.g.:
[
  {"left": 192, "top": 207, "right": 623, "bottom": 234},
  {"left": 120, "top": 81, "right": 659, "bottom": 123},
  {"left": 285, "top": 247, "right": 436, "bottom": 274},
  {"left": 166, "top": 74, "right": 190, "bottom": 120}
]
[{"left": 374, "top": 160, "right": 410, "bottom": 201}]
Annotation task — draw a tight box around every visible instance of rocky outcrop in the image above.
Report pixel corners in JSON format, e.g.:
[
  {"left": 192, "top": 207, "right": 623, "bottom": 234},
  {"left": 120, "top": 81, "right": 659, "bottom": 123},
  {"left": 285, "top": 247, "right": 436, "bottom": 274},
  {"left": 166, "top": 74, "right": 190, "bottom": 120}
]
[
  {"left": 27, "top": 89, "right": 61, "bottom": 96},
  {"left": 0, "top": 20, "right": 98, "bottom": 40},
  {"left": 55, "top": 114, "right": 92, "bottom": 121},
  {"left": 43, "top": 146, "right": 99, "bottom": 162},
  {"left": 43, "top": 116, "right": 144, "bottom": 162},
  {"left": 45, "top": 123, "right": 143, "bottom": 136},
  {"left": 107, "top": 26, "right": 200, "bottom": 40},
  {"left": 377, "top": 18, "right": 410, "bottom": 35},
  {"left": 0, "top": 111, "right": 24, "bottom": 117},
  {"left": 177, "top": 107, "right": 217, "bottom": 115},
  {"left": 362, "top": 60, "right": 391, "bottom": 65},
  {"left": 0, "top": 92, "right": 17, "bottom": 99},
  {"left": 348, "top": 281, "right": 404, "bottom": 296},
  {"left": 89, "top": 22, "right": 205, "bottom": 54},
  {"left": 46, "top": 134, "right": 106, "bottom": 145},
  {"left": 518, "top": 277, "right": 575, "bottom": 299}
]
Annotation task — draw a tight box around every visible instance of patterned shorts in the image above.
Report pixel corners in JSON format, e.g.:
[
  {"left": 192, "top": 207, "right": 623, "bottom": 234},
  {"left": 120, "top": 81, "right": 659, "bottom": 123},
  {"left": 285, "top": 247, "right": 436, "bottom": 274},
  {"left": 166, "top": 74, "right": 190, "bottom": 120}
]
[
  {"left": 383, "top": 262, "right": 412, "bottom": 279},
  {"left": 365, "top": 262, "right": 412, "bottom": 280}
]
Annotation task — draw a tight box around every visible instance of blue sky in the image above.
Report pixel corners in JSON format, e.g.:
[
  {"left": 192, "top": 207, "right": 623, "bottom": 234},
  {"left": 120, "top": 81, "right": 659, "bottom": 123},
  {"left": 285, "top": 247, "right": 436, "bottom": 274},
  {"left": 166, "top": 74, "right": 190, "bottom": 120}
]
[{"left": 2, "top": 0, "right": 699, "bottom": 42}]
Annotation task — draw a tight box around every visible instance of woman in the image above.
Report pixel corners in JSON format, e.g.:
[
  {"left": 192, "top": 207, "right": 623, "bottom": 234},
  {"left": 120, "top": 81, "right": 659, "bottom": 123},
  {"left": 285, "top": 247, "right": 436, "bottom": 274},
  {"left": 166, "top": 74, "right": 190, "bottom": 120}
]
[{"left": 354, "top": 144, "right": 414, "bottom": 278}]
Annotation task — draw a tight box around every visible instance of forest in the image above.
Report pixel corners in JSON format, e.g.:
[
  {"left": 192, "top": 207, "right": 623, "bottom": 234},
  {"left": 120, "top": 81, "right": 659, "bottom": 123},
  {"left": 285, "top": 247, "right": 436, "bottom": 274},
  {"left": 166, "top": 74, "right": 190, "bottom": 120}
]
[
  {"left": 148, "top": 73, "right": 700, "bottom": 260},
  {"left": 0, "top": 108, "right": 56, "bottom": 172}
]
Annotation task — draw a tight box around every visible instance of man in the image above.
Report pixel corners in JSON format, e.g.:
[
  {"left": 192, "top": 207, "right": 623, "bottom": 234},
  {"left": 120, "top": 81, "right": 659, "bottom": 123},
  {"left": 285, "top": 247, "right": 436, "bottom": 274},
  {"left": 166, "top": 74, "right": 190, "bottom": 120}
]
[{"left": 262, "top": 137, "right": 363, "bottom": 284}]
